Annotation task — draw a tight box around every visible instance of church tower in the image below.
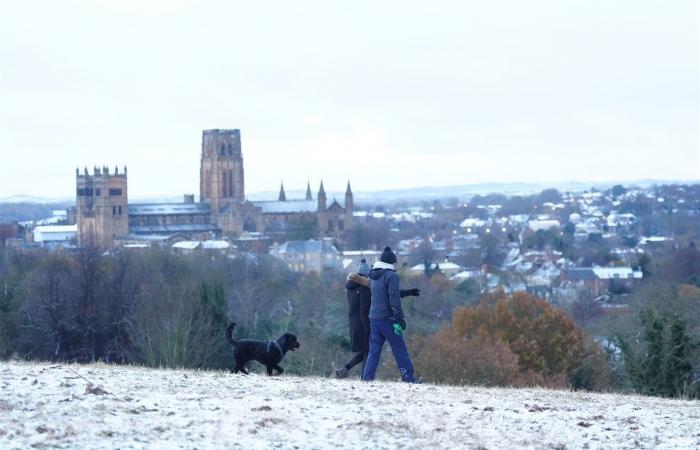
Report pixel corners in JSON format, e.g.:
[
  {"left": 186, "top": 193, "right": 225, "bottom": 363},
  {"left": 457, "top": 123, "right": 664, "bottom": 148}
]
[
  {"left": 75, "top": 165, "right": 128, "bottom": 247},
  {"left": 200, "top": 129, "right": 244, "bottom": 212}
]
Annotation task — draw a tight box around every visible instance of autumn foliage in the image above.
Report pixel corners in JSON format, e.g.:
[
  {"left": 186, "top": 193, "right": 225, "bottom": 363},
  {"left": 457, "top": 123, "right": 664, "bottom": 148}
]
[{"left": 414, "top": 290, "right": 609, "bottom": 389}]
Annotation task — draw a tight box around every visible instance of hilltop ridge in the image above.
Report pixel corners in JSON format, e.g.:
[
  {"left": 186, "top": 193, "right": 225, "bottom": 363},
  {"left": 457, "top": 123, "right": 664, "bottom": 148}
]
[{"left": 1, "top": 361, "right": 698, "bottom": 449}]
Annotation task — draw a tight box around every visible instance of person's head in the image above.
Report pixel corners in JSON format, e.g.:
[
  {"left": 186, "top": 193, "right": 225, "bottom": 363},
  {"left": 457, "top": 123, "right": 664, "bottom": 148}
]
[
  {"left": 380, "top": 246, "right": 397, "bottom": 265},
  {"left": 357, "top": 258, "right": 370, "bottom": 276}
]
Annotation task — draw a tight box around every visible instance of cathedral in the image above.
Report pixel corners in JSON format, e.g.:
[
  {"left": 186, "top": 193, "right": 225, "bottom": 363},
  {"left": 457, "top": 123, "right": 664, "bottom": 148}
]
[{"left": 75, "top": 129, "right": 353, "bottom": 247}]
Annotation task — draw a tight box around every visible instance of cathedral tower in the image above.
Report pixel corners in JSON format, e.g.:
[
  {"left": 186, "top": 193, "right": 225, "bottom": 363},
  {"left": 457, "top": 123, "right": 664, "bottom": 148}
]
[
  {"left": 75, "top": 165, "right": 128, "bottom": 247},
  {"left": 200, "top": 129, "right": 244, "bottom": 212}
]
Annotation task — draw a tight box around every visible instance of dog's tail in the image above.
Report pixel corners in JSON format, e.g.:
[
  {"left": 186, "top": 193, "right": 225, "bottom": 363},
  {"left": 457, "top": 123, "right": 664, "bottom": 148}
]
[{"left": 225, "top": 322, "right": 237, "bottom": 346}]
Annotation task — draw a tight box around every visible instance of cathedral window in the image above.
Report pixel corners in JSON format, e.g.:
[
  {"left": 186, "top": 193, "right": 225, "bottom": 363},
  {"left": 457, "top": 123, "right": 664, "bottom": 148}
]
[
  {"left": 118, "top": 205, "right": 122, "bottom": 215},
  {"left": 219, "top": 144, "right": 225, "bottom": 155},
  {"left": 112, "top": 206, "right": 116, "bottom": 215}
]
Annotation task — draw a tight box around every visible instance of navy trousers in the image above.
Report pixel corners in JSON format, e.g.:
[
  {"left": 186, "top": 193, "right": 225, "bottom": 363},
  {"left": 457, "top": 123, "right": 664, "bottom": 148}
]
[{"left": 361, "top": 318, "right": 415, "bottom": 382}]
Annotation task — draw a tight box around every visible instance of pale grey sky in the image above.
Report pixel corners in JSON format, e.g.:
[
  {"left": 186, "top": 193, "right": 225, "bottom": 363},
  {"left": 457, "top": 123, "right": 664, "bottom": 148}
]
[{"left": 1, "top": 0, "right": 698, "bottom": 199}]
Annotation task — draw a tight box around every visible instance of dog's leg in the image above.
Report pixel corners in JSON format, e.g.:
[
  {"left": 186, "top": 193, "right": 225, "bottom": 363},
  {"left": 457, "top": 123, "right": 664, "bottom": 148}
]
[
  {"left": 274, "top": 365, "right": 284, "bottom": 375},
  {"left": 266, "top": 366, "right": 273, "bottom": 376}
]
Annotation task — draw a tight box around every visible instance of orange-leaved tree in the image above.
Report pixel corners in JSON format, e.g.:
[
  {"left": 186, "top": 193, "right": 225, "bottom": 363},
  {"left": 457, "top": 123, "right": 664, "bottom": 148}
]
[
  {"left": 415, "top": 290, "right": 610, "bottom": 389},
  {"left": 452, "top": 290, "right": 609, "bottom": 388}
]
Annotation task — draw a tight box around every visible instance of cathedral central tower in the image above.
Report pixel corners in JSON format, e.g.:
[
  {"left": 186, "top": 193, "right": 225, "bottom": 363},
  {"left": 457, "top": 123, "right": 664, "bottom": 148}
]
[{"left": 200, "top": 129, "right": 244, "bottom": 212}]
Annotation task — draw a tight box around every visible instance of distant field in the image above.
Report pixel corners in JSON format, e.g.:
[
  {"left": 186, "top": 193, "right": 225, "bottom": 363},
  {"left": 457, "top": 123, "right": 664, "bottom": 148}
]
[{"left": 1, "top": 361, "right": 699, "bottom": 449}]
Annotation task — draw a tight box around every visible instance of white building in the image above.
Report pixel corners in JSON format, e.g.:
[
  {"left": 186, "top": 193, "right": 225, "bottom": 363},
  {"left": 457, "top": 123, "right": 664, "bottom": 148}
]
[
  {"left": 408, "top": 261, "right": 462, "bottom": 277},
  {"left": 528, "top": 219, "right": 560, "bottom": 232},
  {"left": 270, "top": 239, "right": 340, "bottom": 273},
  {"left": 32, "top": 225, "right": 77, "bottom": 248}
]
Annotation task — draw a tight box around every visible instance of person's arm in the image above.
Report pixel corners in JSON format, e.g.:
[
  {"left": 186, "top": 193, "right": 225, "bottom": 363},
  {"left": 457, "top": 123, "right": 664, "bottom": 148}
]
[
  {"left": 387, "top": 272, "right": 404, "bottom": 322},
  {"left": 400, "top": 288, "right": 421, "bottom": 298}
]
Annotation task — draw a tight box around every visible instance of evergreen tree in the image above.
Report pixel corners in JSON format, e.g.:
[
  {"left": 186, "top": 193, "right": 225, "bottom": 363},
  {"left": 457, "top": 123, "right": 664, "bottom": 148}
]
[{"left": 618, "top": 309, "right": 697, "bottom": 398}]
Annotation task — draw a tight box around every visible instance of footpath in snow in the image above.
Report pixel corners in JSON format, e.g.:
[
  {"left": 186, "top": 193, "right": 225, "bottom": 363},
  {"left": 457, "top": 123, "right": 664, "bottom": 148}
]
[{"left": 1, "top": 361, "right": 699, "bottom": 449}]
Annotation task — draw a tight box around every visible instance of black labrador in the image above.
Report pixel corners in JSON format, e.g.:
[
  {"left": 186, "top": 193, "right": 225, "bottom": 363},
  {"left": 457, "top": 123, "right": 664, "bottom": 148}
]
[{"left": 225, "top": 323, "right": 300, "bottom": 376}]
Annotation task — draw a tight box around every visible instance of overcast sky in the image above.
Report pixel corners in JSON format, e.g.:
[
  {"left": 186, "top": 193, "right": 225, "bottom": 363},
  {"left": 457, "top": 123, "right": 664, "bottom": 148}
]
[{"left": 1, "top": 0, "right": 698, "bottom": 199}]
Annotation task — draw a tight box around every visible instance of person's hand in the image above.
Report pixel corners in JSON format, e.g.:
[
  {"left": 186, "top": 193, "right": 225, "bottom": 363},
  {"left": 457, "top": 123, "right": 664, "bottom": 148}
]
[
  {"left": 393, "top": 318, "right": 407, "bottom": 335},
  {"left": 405, "top": 288, "right": 421, "bottom": 297}
]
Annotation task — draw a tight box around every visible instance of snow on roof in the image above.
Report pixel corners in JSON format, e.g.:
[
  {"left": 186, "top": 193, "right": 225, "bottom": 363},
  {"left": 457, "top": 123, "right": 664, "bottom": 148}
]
[
  {"left": 130, "top": 224, "right": 219, "bottom": 235},
  {"left": 592, "top": 267, "right": 643, "bottom": 279},
  {"left": 410, "top": 262, "right": 462, "bottom": 271},
  {"left": 126, "top": 234, "right": 172, "bottom": 241},
  {"left": 171, "top": 240, "right": 230, "bottom": 250},
  {"left": 129, "top": 203, "right": 211, "bottom": 216},
  {"left": 251, "top": 200, "right": 318, "bottom": 214},
  {"left": 460, "top": 218, "right": 486, "bottom": 228},
  {"left": 528, "top": 220, "right": 560, "bottom": 231},
  {"left": 342, "top": 250, "right": 381, "bottom": 256},
  {"left": 33, "top": 225, "right": 77, "bottom": 233},
  {"left": 568, "top": 267, "right": 643, "bottom": 280},
  {"left": 33, "top": 225, "right": 77, "bottom": 243},
  {"left": 452, "top": 270, "right": 480, "bottom": 279},
  {"left": 640, "top": 236, "right": 672, "bottom": 244},
  {"left": 172, "top": 241, "right": 201, "bottom": 250},
  {"left": 200, "top": 240, "right": 230, "bottom": 250},
  {"left": 507, "top": 214, "right": 530, "bottom": 223}
]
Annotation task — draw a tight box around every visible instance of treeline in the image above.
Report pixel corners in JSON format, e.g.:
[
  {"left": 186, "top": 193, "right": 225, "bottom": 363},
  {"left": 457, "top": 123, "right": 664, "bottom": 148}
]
[
  {"left": 1, "top": 245, "right": 698, "bottom": 397},
  {"left": 0, "top": 246, "right": 350, "bottom": 373}
]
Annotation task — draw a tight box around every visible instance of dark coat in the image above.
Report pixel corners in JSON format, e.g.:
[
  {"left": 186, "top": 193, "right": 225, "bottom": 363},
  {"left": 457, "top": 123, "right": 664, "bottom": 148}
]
[{"left": 346, "top": 273, "right": 371, "bottom": 353}]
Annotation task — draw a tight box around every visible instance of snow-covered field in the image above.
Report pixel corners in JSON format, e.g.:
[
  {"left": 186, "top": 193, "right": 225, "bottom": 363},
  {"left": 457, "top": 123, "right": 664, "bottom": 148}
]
[{"left": 1, "top": 361, "right": 699, "bottom": 449}]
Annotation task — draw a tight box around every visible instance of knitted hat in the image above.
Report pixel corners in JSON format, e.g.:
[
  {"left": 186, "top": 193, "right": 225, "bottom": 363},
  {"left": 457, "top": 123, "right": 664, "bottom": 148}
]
[
  {"left": 380, "top": 246, "right": 397, "bottom": 264},
  {"left": 357, "top": 258, "right": 370, "bottom": 276}
]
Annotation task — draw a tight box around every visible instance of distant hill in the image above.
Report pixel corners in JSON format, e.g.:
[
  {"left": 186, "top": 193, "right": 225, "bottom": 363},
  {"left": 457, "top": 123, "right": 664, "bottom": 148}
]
[
  {"left": 249, "top": 179, "right": 700, "bottom": 204},
  {"left": 1, "top": 361, "right": 697, "bottom": 449},
  {"left": 0, "top": 201, "right": 72, "bottom": 224}
]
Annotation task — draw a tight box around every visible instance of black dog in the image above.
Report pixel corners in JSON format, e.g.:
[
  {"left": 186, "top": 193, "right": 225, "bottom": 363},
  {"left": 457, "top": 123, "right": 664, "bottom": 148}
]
[{"left": 225, "top": 323, "right": 300, "bottom": 376}]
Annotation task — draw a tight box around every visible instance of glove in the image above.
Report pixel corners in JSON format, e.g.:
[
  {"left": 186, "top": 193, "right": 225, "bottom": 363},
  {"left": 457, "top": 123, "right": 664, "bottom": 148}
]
[
  {"left": 393, "top": 319, "right": 406, "bottom": 336},
  {"left": 405, "top": 288, "right": 421, "bottom": 297}
]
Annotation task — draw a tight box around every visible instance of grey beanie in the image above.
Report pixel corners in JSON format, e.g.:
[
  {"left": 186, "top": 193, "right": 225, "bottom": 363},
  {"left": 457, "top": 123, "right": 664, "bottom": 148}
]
[{"left": 357, "top": 258, "right": 370, "bottom": 276}]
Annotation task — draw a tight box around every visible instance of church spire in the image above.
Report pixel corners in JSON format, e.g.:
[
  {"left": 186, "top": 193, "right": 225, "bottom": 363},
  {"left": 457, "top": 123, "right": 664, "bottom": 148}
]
[
  {"left": 305, "top": 180, "right": 312, "bottom": 201},
  {"left": 345, "top": 181, "right": 352, "bottom": 196},
  {"left": 317, "top": 180, "right": 327, "bottom": 211},
  {"left": 278, "top": 181, "right": 286, "bottom": 201}
]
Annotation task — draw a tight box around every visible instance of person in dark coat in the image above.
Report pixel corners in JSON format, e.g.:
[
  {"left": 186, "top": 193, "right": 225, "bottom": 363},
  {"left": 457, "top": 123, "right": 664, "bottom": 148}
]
[
  {"left": 362, "top": 247, "right": 420, "bottom": 383},
  {"left": 336, "top": 258, "right": 420, "bottom": 379}
]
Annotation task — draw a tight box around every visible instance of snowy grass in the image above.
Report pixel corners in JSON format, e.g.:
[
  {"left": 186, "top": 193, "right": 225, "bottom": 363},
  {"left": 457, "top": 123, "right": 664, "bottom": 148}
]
[{"left": 1, "top": 360, "right": 699, "bottom": 449}]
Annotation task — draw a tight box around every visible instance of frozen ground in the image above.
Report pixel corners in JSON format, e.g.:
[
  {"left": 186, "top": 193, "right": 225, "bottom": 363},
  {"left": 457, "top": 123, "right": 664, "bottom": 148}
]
[{"left": 1, "top": 361, "right": 699, "bottom": 449}]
